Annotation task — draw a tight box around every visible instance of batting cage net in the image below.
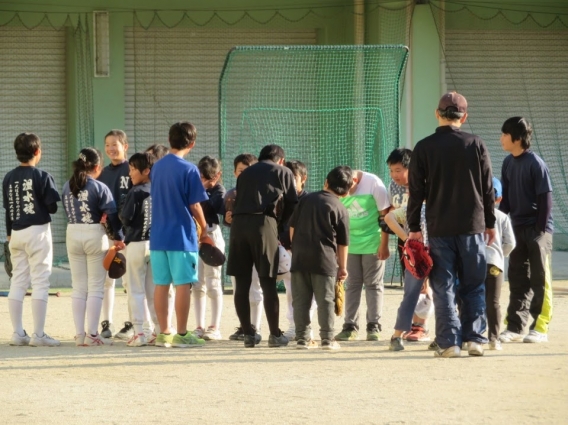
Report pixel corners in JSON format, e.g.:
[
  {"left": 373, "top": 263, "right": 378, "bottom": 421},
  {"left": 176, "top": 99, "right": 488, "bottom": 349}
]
[{"left": 219, "top": 45, "right": 409, "bottom": 284}]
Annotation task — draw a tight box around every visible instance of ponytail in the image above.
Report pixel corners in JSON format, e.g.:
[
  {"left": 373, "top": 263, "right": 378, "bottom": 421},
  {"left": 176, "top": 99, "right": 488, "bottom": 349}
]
[{"left": 69, "top": 148, "right": 101, "bottom": 197}]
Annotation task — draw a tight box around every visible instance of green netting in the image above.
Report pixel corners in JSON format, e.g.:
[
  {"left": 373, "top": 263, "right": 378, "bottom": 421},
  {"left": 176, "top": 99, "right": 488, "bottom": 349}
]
[
  {"left": 220, "top": 45, "right": 408, "bottom": 187},
  {"left": 219, "top": 45, "right": 408, "bottom": 283},
  {"left": 430, "top": 1, "right": 568, "bottom": 243}
]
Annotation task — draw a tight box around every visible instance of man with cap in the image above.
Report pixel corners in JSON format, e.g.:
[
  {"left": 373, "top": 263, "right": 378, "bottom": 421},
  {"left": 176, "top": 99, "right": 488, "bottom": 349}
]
[{"left": 407, "top": 91, "right": 496, "bottom": 358}]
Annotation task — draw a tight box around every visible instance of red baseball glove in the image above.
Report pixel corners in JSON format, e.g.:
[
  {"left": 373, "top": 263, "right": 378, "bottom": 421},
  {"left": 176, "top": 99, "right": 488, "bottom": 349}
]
[{"left": 402, "top": 239, "right": 433, "bottom": 279}]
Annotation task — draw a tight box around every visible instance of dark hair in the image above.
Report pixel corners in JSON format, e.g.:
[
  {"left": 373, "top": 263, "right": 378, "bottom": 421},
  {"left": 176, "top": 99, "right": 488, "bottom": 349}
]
[
  {"left": 386, "top": 148, "right": 412, "bottom": 168},
  {"left": 198, "top": 155, "right": 222, "bottom": 180},
  {"left": 129, "top": 152, "right": 155, "bottom": 173},
  {"left": 285, "top": 160, "right": 307, "bottom": 179},
  {"left": 258, "top": 144, "right": 285, "bottom": 162},
  {"left": 69, "top": 148, "right": 102, "bottom": 197},
  {"left": 437, "top": 108, "right": 465, "bottom": 121},
  {"left": 145, "top": 143, "right": 168, "bottom": 159},
  {"left": 326, "top": 166, "right": 353, "bottom": 196},
  {"left": 104, "top": 129, "right": 128, "bottom": 146},
  {"left": 233, "top": 153, "right": 257, "bottom": 170},
  {"left": 501, "top": 116, "right": 532, "bottom": 149},
  {"left": 14, "top": 132, "right": 41, "bottom": 163},
  {"left": 169, "top": 122, "right": 197, "bottom": 150}
]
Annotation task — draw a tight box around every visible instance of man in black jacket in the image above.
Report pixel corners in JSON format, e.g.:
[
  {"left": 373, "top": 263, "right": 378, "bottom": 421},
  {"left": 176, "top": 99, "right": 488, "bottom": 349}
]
[
  {"left": 227, "top": 144, "right": 298, "bottom": 348},
  {"left": 407, "top": 92, "right": 496, "bottom": 358}
]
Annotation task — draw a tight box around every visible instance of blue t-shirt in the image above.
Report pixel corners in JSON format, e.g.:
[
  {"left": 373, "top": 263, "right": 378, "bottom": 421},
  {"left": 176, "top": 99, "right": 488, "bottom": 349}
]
[
  {"left": 62, "top": 177, "right": 116, "bottom": 224},
  {"left": 149, "top": 153, "right": 208, "bottom": 251},
  {"left": 2, "top": 166, "right": 61, "bottom": 233},
  {"left": 501, "top": 150, "right": 553, "bottom": 232}
]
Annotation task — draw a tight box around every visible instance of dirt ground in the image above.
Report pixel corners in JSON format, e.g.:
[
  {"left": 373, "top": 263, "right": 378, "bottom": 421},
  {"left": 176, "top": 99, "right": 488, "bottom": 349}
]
[{"left": 0, "top": 280, "right": 567, "bottom": 425}]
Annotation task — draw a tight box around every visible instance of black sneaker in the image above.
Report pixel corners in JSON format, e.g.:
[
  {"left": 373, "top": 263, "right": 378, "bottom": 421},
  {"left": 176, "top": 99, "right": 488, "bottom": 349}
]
[
  {"left": 229, "top": 327, "right": 244, "bottom": 341},
  {"left": 428, "top": 341, "right": 439, "bottom": 351},
  {"left": 114, "top": 321, "right": 134, "bottom": 340},
  {"left": 268, "top": 331, "right": 289, "bottom": 348},
  {"left": 100, "top": 320, "right": 112, "bottom": 339},
  {"left": 389, "top": 336, "right": 404, "bottom": 351},
  {"left": 244, "top": 333, "right": 262, "bottom": 348}
]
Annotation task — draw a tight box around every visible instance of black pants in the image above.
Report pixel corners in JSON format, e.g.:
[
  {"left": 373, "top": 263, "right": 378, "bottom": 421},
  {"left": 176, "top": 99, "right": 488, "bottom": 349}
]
[
  {"left": 228, "top": 214, "right": 280, "bottom": 336},
  {"left": 234, "top": 273, "right": 280, "bottom": 336},
  {"left": 506, "top": 226, "right": 553, "bottom": 334},
  {"left": 485, "top": 264, "right": 503, "bottom": 341}
]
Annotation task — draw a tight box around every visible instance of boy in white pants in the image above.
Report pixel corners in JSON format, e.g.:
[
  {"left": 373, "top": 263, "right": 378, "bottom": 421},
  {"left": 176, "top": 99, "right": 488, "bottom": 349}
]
[
  {"left": 119, "top": 152, "right": 158, "bottom": 346},
  {"left": 3, "top": 133, "right": 61, "bottom": 347},
  {"left": 192, "top": 156, "right": 226, "bottom": 340}
]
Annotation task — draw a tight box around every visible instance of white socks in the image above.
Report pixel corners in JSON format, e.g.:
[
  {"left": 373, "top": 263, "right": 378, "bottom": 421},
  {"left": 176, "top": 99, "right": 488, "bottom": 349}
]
[
  {"left": 8, "top": 299, "right": 25, "bottom": 336},
  {"left": 72, "top": 297, "right": 87, "bottom": 336},
  {"left": 32, "top": 298, "right": 47, "bottom": 337},
  {"left": 102, "top": 278, "right": 115, "bottom": 323},
  {"left": 86, "top": 296, "right": 103, "bottom": 336}
]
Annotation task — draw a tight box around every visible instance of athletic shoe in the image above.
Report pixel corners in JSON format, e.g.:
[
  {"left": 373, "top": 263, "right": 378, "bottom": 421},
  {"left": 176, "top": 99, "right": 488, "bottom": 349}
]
[
  {"left": 366, "top": 330, "right": 380, "bottom": 341},
  {"left": 467, "top": 341, "right": 484, "bottom": 356},
  {"left": 268, "top": 332, "right": 289, "bottom": 348},
  {"left": 146, "top": 332, "right": 157, "bottom": 346},
  {"left": 75, "top": 333, "right": 86, "bottom": 347},
  {"left": 389, "top": 336, "right": 404, "bottom": 351},
  {"left": 203, "top": 327, "right": 222, "bottom": 341},
  {"left": 85, "top": 334, "right": 113, "bottom": 346},
  {"left": 335, "top": 329, "right": 358, "bottom": 341},
  {"left": 296, "top": 339, "right": 318, "bottom": 350},
  {"left": 192, "top": 327, "right": 204, "bottom": 338},
  {"left": 127, "top": 333, "right": 147, "bottom": 347},
  {"left": 155, "top": 333, "right": 174, "bottom": 348},
  {"left": 489, "top": 340, "right": 502, "bottom": 350},
  {"left": 499, "top": 330, "right": 524, "bottom": 343},
  {"left": 229, "top": 327, "right": 244, "bottom": 341},
  {"left": 321, "top": 339, "right": 341, "bottom": 350},
  {"left": 405, "top": 325, "right": 430, "bottom": 342},
  {"left": 115, "top": 321, "right": 134, "bottom": 340},
  {"left": 523, "top": 330, "right": 548, "bottom": 343},
  {"left": 244, "top": 333, "right": 262, "bottom": 348},
  {"left": 283, "top": 326, "right": 296, "bottom": 341},
  {"left": 461, "top": 341, "right": 468, "bottom": 350},
  {"left": 30, "top": 333, "right": 61, "bottom": 347},
  {"left": 100, "top": 320, "right": 113, "bottom": 338},
  {"left": 172, "top": 332, "right": 205, "bottom": 348},
  {"left": 428, "top": 341, "right": 439, "bottom": 351},
  {"left": 434, "top": 345, "right": 461, "bottom": 358},
  {"left": 10, "top": 331, "right": 30, "bottom": 346}
]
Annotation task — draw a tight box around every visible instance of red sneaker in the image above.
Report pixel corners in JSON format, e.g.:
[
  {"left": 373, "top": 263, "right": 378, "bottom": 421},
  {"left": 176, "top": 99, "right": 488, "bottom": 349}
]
[{"left": 405, "top": 325, "right": 430, "bottom": 342}]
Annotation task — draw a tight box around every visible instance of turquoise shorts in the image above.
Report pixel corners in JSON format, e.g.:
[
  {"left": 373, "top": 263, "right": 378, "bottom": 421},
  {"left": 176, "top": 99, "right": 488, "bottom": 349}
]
[{"left": 150, "top": 250, "right": 199, "bottom": 285}]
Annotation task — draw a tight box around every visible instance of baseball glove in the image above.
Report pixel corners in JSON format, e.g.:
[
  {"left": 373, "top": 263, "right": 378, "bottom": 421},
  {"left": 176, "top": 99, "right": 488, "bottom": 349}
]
[
  {"left": 334, "top": 279, "right": 345, "bottom": 316},
  {"left": 193, "top": 216, "right": 202, "bottom": 242},
  {"left": 100, "top": 213, "right": 115, "bottom": 240},
  {"left": 4, "top": 241, "right": 12, "bottom": 279},
  {"left": 402, "top": 239, "right": 433, "bottom": 279}
]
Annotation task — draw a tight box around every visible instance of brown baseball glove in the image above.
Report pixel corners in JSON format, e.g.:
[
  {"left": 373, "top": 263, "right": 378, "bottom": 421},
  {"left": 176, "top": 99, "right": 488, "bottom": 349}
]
[{"left": 334, "top": 279, "right": 345, "bottom": 316}]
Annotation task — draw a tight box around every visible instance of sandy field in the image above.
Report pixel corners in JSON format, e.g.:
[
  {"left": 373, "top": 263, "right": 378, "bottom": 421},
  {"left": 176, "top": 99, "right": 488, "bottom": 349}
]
[{"left": 0, "top": 279, "right": 567, "bottom": 425}]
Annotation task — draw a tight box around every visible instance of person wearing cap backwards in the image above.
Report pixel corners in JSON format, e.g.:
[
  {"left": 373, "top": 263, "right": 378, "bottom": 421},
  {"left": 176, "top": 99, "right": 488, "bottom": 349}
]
[{"left": 407, "top": 91, "right": 496, "bottom": 358}]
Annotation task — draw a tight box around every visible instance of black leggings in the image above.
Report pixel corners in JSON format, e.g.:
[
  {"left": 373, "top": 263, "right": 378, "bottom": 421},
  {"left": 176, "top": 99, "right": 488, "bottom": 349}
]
[
  {"left": 485, "top": 265, "right": 503, "bottom": 341},
  {"left": 234, "top": 274, "right": 280, "bottom": 336}
]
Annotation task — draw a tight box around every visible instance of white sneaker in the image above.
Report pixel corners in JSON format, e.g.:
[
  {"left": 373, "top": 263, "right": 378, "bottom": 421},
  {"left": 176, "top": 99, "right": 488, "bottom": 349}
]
[
  {"left": 203, "top": 327, "right": 222, "bottom": 341},
  {"left": 499, "top": 330, "right": 523, "bottom": 343},
  {"left": 85, "top": 334, "right": 113, "bottom": 346},
  {"left": 489, "top": 340, "right": 503, "bottom": 350},
  {"left": 146, "top": 332, "right": 157, "bottom": 346},
  {"left": 10, "top": 331, "right": 31, "bottom": 346},
  {"left": 434, "top": 345, "right": 461, "bottom": 358},
  {"left": 75, "top": 333, "right": 86, "bottom": 347},
  {"left": 127, "top": 333, "right": 147, "bottom": 347},
  {"left": 192, "top": 327, "right": 204, "bottom": 338},
  {"left": 30, "top": 333, "right": 61, "bottom": 347},
  {"left": 523, "top": 330, "right": 548, "bottom": 343},
  {"left": 467, "top": 341, "right": 484, "bottom": 356},
  {"left": 283, "top": 326, "right": 296, "bottom": 340},
  {"left": 321, "top": 339, "right": 341, "bottom": 350}
]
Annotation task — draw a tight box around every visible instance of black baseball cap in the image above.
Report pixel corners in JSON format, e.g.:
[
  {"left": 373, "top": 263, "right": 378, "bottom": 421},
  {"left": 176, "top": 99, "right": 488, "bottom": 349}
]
[
  {"left": 438, "top": 91, "right": 468, "bottom": 113},
  {"left": 103, "top": 247, "right": 126, "bottom": 279}
]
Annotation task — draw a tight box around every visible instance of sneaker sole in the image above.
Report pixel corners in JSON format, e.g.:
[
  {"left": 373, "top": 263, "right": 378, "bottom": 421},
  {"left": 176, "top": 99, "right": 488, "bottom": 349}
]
[
  {"left": 321, "top": 346, "right": 340, "bottom": 350},
  {"left": 172, "top": 344, "right": 205, "bottom": 348},
  {"left": 366, "top": 336, "right": 380, "bottom": 341},
  {"left": 114, "top": 334, "right": 134, "bottom": 340},
  {"left": 155, "top": 343, "right": 172, "bottom": 348},
  {"left": 268, "top": 343, "right": 289, "bottom": 348},
  {"left": 30, "top": 342, "right": 61, "bottom": 347}
]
